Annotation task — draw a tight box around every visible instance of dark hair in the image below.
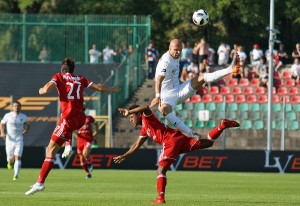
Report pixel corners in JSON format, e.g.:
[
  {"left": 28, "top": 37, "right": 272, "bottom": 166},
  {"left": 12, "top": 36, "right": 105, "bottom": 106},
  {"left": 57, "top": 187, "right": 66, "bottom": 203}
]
[
  {"left": 61, "top": 57, "right": 75, "bottom": 74},
  {"left": 13, "top": 101, "right": 21, "bottom": 106},
  {"left": 129, "top": 104, "right": 139, "bottom": 110}
]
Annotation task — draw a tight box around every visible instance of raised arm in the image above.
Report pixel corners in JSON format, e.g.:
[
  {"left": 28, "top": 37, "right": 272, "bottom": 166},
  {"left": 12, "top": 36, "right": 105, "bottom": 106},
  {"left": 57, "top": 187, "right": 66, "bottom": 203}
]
[
  {"left": 113, "top": 137, "right": 148, "bottom": 163},
  {"left": 39, "top": 81, "right": 56, "bottom": 95},
  {"left": 89, "top": 83, "right": 119, "bottom": 93},
  {"left": 118, "top": 105, "right": 152, "bottom": 117},
  {"left": 149, "top": 75, "right": 165, "bottom": 108}
]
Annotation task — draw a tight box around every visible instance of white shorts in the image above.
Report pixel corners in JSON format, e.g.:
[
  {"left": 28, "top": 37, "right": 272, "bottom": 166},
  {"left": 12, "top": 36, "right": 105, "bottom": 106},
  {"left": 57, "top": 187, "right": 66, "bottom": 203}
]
[
  {"left": 161, "top": 79, "right": 196, "bottom": 109},
  {"left": 5, "top": 138, "right": 23, "bottom": 161}
]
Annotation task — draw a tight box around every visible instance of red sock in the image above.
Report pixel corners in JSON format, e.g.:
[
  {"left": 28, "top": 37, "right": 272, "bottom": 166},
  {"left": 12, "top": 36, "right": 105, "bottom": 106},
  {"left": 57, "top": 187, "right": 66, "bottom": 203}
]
[
  {"left": 207, "top": 126, "right": 223, "bottom": 141},
  {"left": 37, "top": 157, "right": 55, "bottom": 184},
  {"left": 81, "top": 162, "right": 90, "bottom": 174},
  {"left": 157, "top": 174, "right": 167, "bottom": 200},
  {"left": 86, "top": 158, "right": 91, "bottom": 165}
]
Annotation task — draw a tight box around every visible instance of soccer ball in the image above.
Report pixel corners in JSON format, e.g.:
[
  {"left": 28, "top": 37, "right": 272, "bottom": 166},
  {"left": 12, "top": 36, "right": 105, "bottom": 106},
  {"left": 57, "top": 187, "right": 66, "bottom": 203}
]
[{"left": 192, "top": 9, "right": 209, "bottom": 26}]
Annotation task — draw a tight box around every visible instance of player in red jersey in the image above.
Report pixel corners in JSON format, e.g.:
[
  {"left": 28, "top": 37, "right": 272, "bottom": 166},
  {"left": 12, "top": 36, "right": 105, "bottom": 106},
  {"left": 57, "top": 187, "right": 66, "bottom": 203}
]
[
  {"left": 25, "top": 57, "right": 119, "bottom": 195},
  {"left": 113, "top": 105, "right": 239, "bottom": 204},
  {"left": 64, "top": 114, "right": 98, "bottom": 179}
]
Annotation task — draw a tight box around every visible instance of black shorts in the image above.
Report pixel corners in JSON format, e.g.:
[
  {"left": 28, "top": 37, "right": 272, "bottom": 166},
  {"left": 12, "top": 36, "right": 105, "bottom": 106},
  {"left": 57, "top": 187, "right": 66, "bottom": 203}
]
[
  {"left": 192, "top": 54, "right": 199, "bottom": 65},
  {"left": 199, "top": 54, "right": 208, "bottom": 64}
]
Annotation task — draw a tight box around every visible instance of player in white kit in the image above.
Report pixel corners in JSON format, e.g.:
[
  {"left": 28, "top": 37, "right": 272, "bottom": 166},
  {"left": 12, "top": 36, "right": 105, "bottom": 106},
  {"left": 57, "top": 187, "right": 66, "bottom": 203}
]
[
  {"left": 0, "top": 101, "right": 30, "bottom": 180},
  {"left": 150, "top": 39, "right": 240, "bottom": 140}
]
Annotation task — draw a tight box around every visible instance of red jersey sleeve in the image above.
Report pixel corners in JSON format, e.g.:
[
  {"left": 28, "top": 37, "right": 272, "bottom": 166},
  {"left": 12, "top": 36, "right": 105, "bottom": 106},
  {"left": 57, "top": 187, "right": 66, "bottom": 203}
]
[{"left": 81, "top": 76, "right": 93, "bottom": 88}]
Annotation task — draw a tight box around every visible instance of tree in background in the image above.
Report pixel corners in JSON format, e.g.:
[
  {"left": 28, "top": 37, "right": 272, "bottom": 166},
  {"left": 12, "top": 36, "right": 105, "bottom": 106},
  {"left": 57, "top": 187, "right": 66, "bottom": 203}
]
[{"left": 0, "top": 0, "right": 299, "bottom": 63}]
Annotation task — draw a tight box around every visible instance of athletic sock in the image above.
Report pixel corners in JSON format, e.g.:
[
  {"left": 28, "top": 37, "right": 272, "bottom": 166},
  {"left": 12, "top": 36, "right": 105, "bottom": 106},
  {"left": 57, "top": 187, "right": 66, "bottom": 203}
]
[
  {"left": 37, "top": 157, "right": 55, "bottom": 184},
  {"left": 81, "top": 162, "right": 90, "bottom": 174},
  {"left": 14, "top": 160, "right": 21, "bottom": 177},
  {"left": 165, "top": 112, "right": 194, "bottom": 137},
  {"left": 157, "top": 174, "right": 167, "bottom": 200},
  {"left": 203, "top": 66, "right": 231, "bottom": 82},
  {"left": 86, "top": 158, "right": 91, "bottom": 165},
  {"left": 207, "top": 126, "right": 224, "bottom": 141}
]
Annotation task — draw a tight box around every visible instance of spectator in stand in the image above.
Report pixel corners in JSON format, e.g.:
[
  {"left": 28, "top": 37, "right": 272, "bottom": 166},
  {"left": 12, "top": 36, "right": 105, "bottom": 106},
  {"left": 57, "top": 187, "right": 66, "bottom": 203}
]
[
  {"left": 180, "top": 42, "right": 189, "bottom": 78},
  {"left": 250, "top": 44, "right": 263, "bottom": 66},
  {"left": 208, "top": 47, "right": 215, "bottom": 66},
  {"left": 217, "top": 42, "right": 228, "bottom": 66},
  {"left": 278, "top": 43, "right": 287, "bottom": 65},
  {"left": 145, "top": 40, "right": 159, "bottom": 79},
  {"left": 89, "top": 44, "right": 101, "bottom": 63},
  {"left": 259, "top": 66, "right": 269, "bottom": 87},
  {"left": 38, "top": 45, "right": 51, "bottom": 62},
  {"left": 292, "top": 43, "right": 300, "bottom": 60},
  {"left": 128, "top": 45, "right": 134, "bottom": 57},
  {"left": 254, "top": 57, "right": 267, "bottom": 79},
  {"left": 225, "top": 44, "right": 231, "bottom": 64},
  {"left": 273, "top": 50, "right": 283, "bottom": 72},
  {"left": 230, "top": 43, "right": 238, "bottom": 63},
  {"left": 180, "top": 61, "right": 199, "bottom": 82},
  {"left": 237, "top": 46, "right": 247, "bottom": 77},
  {"left": 119, "top": 43, "right": 128, "bottom": 61},
  {"left": 102, "top": 45, "right": 117, "bottom": 64},
  {"left": 264, "top": 45, "right": 275, "bottom": 64},
  {"left": 195, "top": 37, "right": 210, "bottom": 73},
  {"left": 291, "top": 58, "right": 300, "bottom": 84},
  {"left": 186, "top": 42, "right": 193, "bottom": 63},
  {"left": 192, "top": 42, "right": 199, "bottom": 66}
]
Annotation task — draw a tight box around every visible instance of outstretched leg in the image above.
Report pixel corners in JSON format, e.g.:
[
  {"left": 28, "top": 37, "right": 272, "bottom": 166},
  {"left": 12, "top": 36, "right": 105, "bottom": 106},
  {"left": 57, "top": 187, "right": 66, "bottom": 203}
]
[
  {"left": 190, "top": 53, "right": 241, "bottom": 91},
  {"left": 151, "top": 166, "right": 168, "bottom": 204},
  {"left": 207, "top": 119, "right": 240, "bottom": 141}
]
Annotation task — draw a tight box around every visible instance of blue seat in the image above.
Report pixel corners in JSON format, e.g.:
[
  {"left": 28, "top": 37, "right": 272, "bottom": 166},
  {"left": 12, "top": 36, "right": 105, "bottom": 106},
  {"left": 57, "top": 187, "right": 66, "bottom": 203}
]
[
  {"left": 216, "top": 103, "right": 226, "bottom": 111},
  {"left": 227, "top": 103, "right": 238, "bottom": 111},
  {"left": 250, "top": 112, "right": 260, "bottom": 120},
  {"left": 226, "top": 111, "right": 236, "bottom": 119},
  {"left": 286, "top": 112, "right": 296, "bottom": 121},
  {"left": 184, "top": 120, "right": 193, "bottom": 128},
  {"left": 214, "top": 111, "right": 225, "bottom": 120},
  {"left": 241, "top": 120, "right": 252, "bottom": 129},
  {"left": 238, "top": 111, "right": 248, "bottom": 120},
  {"left": 193, "top": 120, "right": 205, "bottom": 129},
  {"left": 288, "top": 121, "right": 299, "bottom": 130},
  {"left": 194, "top": 102, "right": 205, "bottom": 111},
  {"left": 174, "top": 104, "right": 183, "bottom": 111},
  {"left": 249, "top": 103, "right": 260, "bottom": 112},
  {"left": 183, "top": 102, "right": 194, "bottom": 111},
  {"left": 254, "top": 120, "right": 264, "bottom": 130},
  {"left": 239, "top": 103, "right": 249, "bottom": 112},
  {"left": 205, "top": 102, "right": 216, "bottom": 111},
  {"left": 205, "top": 120, "right": 216, "bottom": 129}
]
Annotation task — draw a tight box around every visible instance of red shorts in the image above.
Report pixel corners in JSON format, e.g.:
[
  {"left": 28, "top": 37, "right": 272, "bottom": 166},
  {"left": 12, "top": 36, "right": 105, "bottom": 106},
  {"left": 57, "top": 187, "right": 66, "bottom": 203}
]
[
  {"left": 51, "top": 112, "right": 86, "bottom": 146},
  {"left": 77, "top": 138, "right": 92, "bottom": 155},
  {"left": 158, "top": 133, "right": 202, "bottom": 169}
]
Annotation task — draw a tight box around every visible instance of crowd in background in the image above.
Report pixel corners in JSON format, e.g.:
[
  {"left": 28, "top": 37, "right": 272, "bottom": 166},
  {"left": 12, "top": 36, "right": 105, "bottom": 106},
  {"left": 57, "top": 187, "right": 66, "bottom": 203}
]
[{"left": 178, "top": 39, "right": 300, "bottom": 89}]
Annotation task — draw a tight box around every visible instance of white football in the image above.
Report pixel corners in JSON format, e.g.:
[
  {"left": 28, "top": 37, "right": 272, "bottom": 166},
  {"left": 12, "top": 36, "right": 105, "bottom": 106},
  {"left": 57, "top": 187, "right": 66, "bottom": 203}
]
[{"left": 192, "top": 9, "right": 209, "bottom": 26}]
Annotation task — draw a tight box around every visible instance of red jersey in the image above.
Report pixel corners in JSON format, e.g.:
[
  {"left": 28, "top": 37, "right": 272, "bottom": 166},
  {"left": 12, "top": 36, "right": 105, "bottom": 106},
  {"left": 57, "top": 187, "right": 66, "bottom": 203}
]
[
  {"left": 51, "top": 73, "right": 92, "bottom": 118},
  {"left": 139, "top": 113, "right": 182, "bottom": 144},
  {"left": 77, "top": 115, "right": 95, "bottom": 141}
]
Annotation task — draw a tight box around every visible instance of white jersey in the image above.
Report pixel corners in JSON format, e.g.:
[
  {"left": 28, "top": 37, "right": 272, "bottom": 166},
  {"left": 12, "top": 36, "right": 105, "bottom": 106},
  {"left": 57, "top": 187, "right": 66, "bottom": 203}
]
[
  {"left": 1, "top": 112, "right": 28, "bottom": 141},
  {"left": 155, "top": 51, "right": 180, "bottom": 97}
]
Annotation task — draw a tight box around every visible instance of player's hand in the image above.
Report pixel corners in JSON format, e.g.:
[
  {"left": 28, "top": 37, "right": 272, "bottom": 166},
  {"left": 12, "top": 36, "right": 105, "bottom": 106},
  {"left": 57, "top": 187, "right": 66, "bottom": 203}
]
[
  {"left": 149, "top": 97, "right": 160, "bottom": 108},
  {"left": 22, "top": 129, "right": 28, "bottom": 134},
  {"left": 113, "top": 155, "right": 126, "bottom": 163},
  {"left": 111, "top": 86, "right": 119, "bottom": 92},
  {"left": 62, "top": 145, "right": 73, "bottom": 158},
  {"left": 118, "top": 108, "right": 129, "bottom": 116},
  {"left": 0, "top": 133, "right": 6, "bottom": 140}
]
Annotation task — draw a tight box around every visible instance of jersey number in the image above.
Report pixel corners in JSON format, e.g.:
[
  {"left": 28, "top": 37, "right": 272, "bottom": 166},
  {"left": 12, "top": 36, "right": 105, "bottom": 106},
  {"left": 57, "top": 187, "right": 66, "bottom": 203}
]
[{"left": 66, "top": 81, "right": 81, "bottom": 99}]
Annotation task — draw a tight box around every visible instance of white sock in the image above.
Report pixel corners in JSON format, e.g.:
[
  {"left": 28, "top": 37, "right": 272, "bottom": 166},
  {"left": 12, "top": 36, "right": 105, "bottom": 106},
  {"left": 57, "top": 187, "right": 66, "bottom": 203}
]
[
  {"left": 165, "top": 113, "right": 194, "bottom": 137},
  {"left": 14, "top": 160, "right": 21, "bottom": 177},
  {"left": 203, "top": 66, "right": 232, "bottom": 82}
]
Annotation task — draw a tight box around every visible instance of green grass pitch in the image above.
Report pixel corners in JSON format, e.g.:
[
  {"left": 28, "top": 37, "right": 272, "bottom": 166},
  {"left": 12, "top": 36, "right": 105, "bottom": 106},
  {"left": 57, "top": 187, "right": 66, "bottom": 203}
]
[{"left": 0, "top": 168, "right": 299, "bottom": 206}]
